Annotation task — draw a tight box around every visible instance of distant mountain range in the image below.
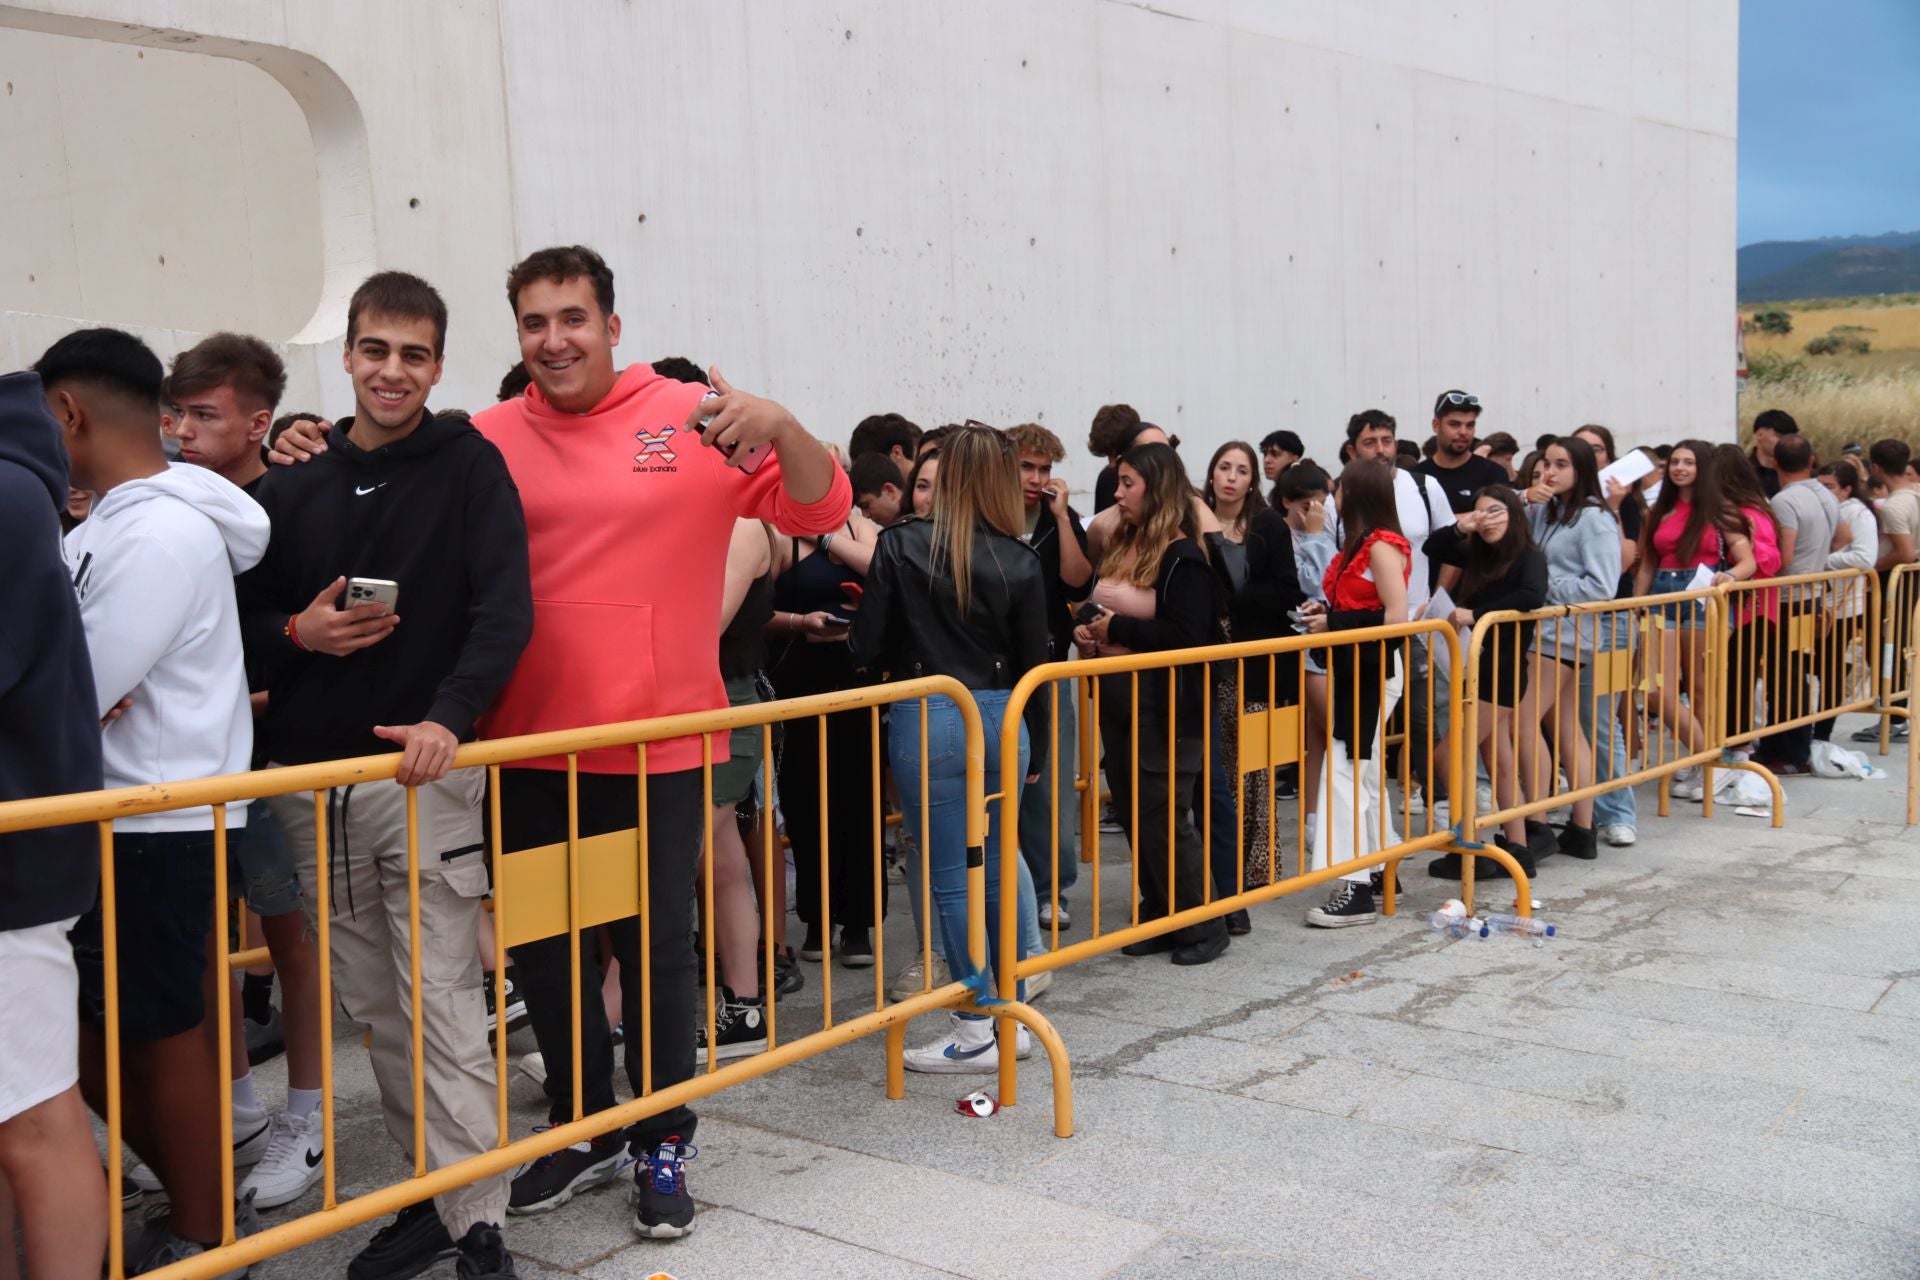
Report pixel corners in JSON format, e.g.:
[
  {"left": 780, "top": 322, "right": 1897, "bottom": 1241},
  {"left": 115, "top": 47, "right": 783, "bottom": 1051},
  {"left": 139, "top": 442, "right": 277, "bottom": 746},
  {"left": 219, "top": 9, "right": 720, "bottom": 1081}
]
[{"left": 1739, "top": 230, "right": 1920, "bottom": 302}]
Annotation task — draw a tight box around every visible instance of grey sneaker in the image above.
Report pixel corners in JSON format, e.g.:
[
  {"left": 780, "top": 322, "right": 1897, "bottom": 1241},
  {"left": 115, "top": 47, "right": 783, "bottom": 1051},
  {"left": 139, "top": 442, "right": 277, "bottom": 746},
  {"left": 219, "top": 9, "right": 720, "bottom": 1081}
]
[{"left": 1852, "top": 720, "right": 1907, "bottom": 743}]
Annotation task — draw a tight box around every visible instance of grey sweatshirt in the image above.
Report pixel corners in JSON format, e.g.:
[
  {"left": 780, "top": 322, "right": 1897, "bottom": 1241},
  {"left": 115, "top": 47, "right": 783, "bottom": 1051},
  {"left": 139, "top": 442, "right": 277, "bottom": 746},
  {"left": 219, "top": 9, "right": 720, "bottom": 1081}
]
[{"left": 1528, "top": 501, "right": 1622, "bottom": 655}]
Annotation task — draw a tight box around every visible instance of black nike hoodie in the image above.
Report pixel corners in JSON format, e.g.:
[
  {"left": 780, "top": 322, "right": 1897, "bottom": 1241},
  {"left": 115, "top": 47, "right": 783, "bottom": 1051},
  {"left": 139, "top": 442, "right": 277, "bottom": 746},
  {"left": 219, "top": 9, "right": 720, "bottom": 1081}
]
[
  {"left": 238, "top": 411, "right": 534, "bottom": 765},
  {"left": 0, "top": 372, "right": 104, "bottom": 928}
]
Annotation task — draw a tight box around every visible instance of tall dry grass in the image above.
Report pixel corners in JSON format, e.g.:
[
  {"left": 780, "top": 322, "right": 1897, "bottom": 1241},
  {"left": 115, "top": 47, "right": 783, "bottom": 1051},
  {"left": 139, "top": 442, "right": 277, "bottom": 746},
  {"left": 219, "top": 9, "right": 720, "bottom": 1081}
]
[
  {"left": 1739, "top": 363, "right": 1920, "bottom": 452},
  {"left": 1739, "top": 296, "right": 1920, "bottom": 452}
]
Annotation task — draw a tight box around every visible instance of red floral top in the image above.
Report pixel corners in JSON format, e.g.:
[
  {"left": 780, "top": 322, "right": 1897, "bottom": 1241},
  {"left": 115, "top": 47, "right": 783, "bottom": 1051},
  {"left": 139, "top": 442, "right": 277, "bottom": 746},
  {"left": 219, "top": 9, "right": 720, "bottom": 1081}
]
[{"left": 1323, "top": 530, "right": 1412, "bottom": 612}]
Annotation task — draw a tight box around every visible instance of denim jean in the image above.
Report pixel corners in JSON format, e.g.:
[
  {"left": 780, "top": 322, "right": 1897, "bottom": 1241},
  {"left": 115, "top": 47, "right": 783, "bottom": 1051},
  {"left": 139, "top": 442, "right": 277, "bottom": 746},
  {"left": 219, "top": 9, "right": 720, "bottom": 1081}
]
[
  {"left": 892, "top": 692, "right": 1031, "bottom": 1001},
  {"left": 1578, "top": 615, "right": 1636, "bottom": 830},
  {"left": 1018, "top": 678, "right": 1079, "bottom": 901},
  {"left": 1196, "top": 701, "right": 1240, "bottom": 900}
]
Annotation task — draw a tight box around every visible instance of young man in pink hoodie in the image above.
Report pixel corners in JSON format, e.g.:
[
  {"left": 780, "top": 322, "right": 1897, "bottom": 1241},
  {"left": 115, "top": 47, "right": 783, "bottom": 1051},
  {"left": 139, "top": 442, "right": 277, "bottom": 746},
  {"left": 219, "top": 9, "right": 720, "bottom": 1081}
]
[{"left": 278, "top": 245, "right": 850, "bottom": 1241}]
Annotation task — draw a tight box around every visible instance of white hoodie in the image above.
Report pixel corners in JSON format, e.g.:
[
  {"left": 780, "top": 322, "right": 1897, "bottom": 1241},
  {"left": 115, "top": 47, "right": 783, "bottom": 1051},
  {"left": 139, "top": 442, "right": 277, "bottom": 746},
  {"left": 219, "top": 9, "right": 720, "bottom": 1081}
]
[{"left": 65, "top": 463, "right": 269, "bottom": 831}]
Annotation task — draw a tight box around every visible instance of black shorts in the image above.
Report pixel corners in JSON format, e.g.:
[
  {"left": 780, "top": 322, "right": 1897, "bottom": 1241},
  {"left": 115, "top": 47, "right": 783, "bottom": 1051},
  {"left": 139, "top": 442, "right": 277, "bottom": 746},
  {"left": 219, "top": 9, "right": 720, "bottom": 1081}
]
[{"left": 70, "top": 829, "right": 217, "bottom": 1043}]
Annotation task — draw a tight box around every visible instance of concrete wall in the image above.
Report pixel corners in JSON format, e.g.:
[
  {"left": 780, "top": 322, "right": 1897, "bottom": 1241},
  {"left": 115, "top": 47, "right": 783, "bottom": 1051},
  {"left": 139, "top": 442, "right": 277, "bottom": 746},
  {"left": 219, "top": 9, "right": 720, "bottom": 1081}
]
[{"left": 0, "top": 0, "right": 1738, "bottom": 482}]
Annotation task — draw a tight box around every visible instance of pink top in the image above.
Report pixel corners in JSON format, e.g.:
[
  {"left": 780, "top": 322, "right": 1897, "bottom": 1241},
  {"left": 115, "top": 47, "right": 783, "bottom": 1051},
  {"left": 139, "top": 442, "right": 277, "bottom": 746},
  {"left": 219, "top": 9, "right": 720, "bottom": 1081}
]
[
  {"left": 472, "top": 365, "right": 852, "bottom": 773},
  {"left": 1738, "top": 506, "right": 1781, "bottom": 625},
  {"left": 1650, "top": 501, "right": 1720, "bottom": 570},
  {"left": 1089, "top": 578, "right": 1156, "bottom": 656}
]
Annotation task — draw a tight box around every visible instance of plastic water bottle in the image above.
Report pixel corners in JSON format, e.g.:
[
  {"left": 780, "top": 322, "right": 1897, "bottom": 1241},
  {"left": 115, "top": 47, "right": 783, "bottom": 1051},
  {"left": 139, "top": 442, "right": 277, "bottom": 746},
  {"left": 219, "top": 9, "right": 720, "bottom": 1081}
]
[
  {"left": 1480, "top": 913, "right": 1555, "bottom": 938},
  {"left": 1428, "top": 899, "right": 1481, "bottom": 938}
]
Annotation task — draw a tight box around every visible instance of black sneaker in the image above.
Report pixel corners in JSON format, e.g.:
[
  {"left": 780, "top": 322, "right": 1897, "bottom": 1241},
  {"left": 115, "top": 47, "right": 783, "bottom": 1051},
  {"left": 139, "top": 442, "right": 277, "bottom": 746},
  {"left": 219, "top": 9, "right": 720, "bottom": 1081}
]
[
  {"left": 763, "top": 946, "right": 804, "bottom": 998},
  {"left": 507, "top": 1131, "right": 628, "bottom": 1216},
  {"left": 1274, "top": 766, "right": 1299, "bottom": 800},
  {"left": 630, "top": 1138, "right": 697, "bottom": 1239},
  {"left": 695, "top": 991, "right": 768, "bottom": 1065},
  {"left": 839, "top": 929, "right": 875, "bottom": 969},
  {"left": 1557, "top": 824, "right": 1598, "bottom": 860},
  {"left": 483, "top": 968, "right": 528, "bottom": 1032},
  {"left": 454, "top": 1223, "right": 517, "bottom": 1280},
  {"left": 799, "top": 923, "right": 824, "bottom": 962},
  {"left": 1367, "top": 865, "right": 1406, "bottom": 902},
  {"left": 1525, "top": 819, "right": 1557, "bottom": 858},
  {"left": 1304, "top": 881, "right": 1376, "bottom": 928},
  {"left": 1098, "top": 805, "right": 1124, "bottom": 835},
  {"left": 348, "top": 1202, "right": 455, "bottom": 1280},
  {"left": 1429, "top": 836, "right": 1536, "bottom": 881}
]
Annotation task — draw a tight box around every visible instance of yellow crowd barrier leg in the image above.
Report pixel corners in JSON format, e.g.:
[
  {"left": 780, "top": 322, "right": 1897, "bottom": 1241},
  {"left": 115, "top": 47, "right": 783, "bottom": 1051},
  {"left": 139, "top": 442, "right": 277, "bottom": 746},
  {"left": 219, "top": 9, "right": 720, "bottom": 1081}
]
[
  {"left": 884, "top": 1022, "right": 906, "bottom": 1100},
  {"left": 981, "top": 1000, "right": 1074, "bottom": 1137}
]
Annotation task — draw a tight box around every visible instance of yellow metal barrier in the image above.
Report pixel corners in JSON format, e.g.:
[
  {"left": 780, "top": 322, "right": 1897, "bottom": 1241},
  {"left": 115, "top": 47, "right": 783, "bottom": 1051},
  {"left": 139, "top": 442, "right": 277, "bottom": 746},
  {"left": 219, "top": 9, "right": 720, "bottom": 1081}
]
[
  {"left": 992, "top": 620, "right": 1533, "bottom": 1125},
  {"left": 1869, "top": 562, "right": 1920, "bottom": 754},
  {"left": 1714, "top": 568, "right": 1880, "bottom": 807},
  {"left": 1459, "top": 585, "right": 1755, "bottom": 845},
  {"left": 0, "top": 678, "right": 1074, "bottom": 1280}
]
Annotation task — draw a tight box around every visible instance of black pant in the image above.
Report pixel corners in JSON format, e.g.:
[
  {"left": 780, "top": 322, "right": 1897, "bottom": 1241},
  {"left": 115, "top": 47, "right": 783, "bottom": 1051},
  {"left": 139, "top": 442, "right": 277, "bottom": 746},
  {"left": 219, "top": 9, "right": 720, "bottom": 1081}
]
[
  {"left": 1109, "top": 755, "right": 1227, "bottom": 949},
  {"left": 496, "top": 767, "right": 701, "bottom": 1151},
  {"left": 780, "top": 707, "right": 886, "bottom": 936},
  {"left": 1726, "top": 619, "right": 1771, "bottom": 743},
  {"left": 1757, "top": 604, "right": 1817, "bottom": 765}
]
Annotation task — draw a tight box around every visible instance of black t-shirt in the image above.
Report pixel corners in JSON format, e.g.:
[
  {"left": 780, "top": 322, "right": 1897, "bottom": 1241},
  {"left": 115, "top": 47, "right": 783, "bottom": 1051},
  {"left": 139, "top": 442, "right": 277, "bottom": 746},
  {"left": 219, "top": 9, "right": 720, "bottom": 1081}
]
[
  {"left": 1616, "top": 499, "right": 1644, "bottom": 599},
  {"left": 1093, "top": 464, "right": 1119, "bottom": 514},
  {"left": 1417, "top": 453, "right": 1511, "bottom": 514}
]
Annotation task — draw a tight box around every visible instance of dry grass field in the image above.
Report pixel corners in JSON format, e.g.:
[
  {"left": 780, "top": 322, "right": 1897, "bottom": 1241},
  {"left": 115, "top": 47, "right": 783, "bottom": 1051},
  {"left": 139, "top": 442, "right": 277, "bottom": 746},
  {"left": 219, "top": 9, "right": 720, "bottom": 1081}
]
[{"left": 1738, "top": 296, "right": 1920, "bottom": 451}]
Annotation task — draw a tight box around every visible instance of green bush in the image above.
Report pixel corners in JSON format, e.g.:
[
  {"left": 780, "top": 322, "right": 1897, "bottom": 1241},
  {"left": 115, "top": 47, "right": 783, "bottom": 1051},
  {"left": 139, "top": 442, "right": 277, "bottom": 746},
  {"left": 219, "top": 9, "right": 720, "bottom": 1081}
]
[
  {"left": 1750, "top": 308, "right": 1793, "bottom": 335},
  {"left": 1746, "top": 351, "right": 1806, "bottom": 382},
  {"left": 1805, "top": 324, "right": 1874, "bottom": 357}
]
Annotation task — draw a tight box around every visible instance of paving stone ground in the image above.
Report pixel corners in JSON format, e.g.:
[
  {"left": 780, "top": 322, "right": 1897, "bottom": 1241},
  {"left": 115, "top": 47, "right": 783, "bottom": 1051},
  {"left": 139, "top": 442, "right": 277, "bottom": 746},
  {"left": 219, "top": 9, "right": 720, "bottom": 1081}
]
[{"left": 163, "top": 715, "right": 1919, "bottom": 1279}]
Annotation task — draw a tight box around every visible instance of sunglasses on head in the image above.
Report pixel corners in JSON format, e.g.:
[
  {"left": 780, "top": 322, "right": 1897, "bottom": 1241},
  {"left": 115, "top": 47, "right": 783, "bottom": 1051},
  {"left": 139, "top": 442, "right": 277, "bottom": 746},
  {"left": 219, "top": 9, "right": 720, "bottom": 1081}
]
[{"left": 1439, "top": 392, "right": 1480, "bottom": 409}]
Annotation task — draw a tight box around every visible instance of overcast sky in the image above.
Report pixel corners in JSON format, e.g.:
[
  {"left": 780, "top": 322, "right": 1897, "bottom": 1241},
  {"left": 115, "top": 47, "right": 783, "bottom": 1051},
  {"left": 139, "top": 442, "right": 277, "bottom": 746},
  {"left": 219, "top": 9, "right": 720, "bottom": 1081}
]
[{"left": 1738, "top": 0, "right": 1920, "bottom": 246}]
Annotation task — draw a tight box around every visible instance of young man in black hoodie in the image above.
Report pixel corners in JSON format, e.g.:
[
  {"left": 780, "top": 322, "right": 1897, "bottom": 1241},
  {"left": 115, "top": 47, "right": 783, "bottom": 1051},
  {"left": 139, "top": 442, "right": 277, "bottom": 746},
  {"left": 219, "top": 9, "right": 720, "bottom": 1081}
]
[
  {"left": 238, "top": 273, "right": 533, "bottom": 1280},
  {"left": 1006, "top": 423, "right": 1090, "bottom": 929},
  {"left": 0, "top": 370, "right": 109, "bottom": 1280}
]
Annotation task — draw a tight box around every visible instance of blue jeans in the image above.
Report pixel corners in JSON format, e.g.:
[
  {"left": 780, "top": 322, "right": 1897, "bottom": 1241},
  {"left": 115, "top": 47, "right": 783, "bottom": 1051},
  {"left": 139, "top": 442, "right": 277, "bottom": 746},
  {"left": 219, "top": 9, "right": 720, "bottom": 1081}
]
[
  {"left": 1578, "top": 618, "right": 1636, "bottom": 831},
  {"left": 892, "top": 692, "right": 1031, "bottom": 1001},
  {"left": 1195, "top": 701, "right": 1240, "bottom": 899},
  {"left": 1017, "top": 679, "right": 1079, "bottom": 900}
]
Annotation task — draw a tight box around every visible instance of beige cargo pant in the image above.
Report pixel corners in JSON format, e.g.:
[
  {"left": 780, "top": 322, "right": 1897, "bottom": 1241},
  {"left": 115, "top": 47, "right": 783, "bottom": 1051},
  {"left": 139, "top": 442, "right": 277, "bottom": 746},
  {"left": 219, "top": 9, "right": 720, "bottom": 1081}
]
[{"left": 268, "top": 767, "right": 507, "bottom": 1237}]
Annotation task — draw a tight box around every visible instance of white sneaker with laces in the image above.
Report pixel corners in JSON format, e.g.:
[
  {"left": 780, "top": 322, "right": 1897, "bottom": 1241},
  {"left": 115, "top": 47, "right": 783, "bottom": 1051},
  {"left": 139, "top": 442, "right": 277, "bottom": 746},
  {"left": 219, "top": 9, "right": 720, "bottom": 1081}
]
[
  {"left": 240, "top": 1110, "right": 324, "bottom": 1209},
  {"left": 902, "top": 1013, "right": 1033, "bottom": 1074},
  {"left": 1600, "top": 824, "right": 1637, "bottom": 847},
  {"left": 1037, "top": 900, "right": 1071, "bottom": 929}
]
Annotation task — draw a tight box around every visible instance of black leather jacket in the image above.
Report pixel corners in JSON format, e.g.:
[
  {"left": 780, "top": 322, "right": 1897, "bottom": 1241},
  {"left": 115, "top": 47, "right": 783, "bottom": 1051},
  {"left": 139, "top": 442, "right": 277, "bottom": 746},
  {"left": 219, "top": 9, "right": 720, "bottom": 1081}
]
[{"left": 850, "top": 516, "right": 1053, "bottom": 771}]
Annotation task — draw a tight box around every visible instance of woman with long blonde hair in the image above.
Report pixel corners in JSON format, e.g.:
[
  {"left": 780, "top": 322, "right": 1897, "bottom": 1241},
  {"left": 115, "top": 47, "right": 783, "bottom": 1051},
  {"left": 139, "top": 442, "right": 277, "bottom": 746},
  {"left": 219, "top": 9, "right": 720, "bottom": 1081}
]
[
  {"left": 1076, "top": 442, "right": 1232, "bottom": 966},
  {"left": 851, "top": 425, "right": 1052, "bottom": 1071}
]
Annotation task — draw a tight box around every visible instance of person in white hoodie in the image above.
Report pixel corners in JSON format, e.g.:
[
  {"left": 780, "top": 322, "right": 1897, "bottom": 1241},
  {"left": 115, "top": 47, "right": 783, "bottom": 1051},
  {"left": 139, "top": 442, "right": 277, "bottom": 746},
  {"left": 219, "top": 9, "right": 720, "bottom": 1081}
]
[{"left": 34, "top": 328, "right": 268, "bottom": 1277}]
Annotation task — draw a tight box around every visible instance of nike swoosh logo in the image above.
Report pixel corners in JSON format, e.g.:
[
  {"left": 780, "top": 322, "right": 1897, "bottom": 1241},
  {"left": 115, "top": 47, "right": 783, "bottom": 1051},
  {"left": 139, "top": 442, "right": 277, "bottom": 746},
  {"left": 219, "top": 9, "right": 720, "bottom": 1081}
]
[
  {"left": 305, "top": 1147, "right": 324, "bottom": 1169},
  {"left": 946, "top": 1043, "right": 993, "bottom": 1060},
  {"left": 234, "top": 1119, "right": 270, "bottom": 1150},
  {"left": 355, "top": 484, "right": 385, "bottom": 496}
]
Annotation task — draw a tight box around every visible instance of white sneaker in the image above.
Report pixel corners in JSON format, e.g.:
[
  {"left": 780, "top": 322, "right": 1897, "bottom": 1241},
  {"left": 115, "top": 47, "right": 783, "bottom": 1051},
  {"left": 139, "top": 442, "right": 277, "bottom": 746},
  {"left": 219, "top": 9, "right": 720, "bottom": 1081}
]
[
  {"left": 1429, "top": 800, "right": 1451, "bottom": 830},
  {"left": 1672, "top": 767, "right": 1704, "bottom": 802},
  {"left": 1600, "top": 824, "right": 1637, "bottom": 847},
  {"left": 888, "top": 953, "right": 950, "bottom": 1002},
  {"left": 1037, "top": 900, "right": 1071, "bottom": 929},
  {"left": 129, "top": 1101, "right": 271, "bottom": 1192},
  {"left": 239, "top": 1110, "right": 324, "bottom": 1209},
  {"left": 1021, "top": 969, "right": 1052, "bottom": 1002},
  {"left": 902, "top": 1013, "right": 1033, "bottom": 1074},
  {"left": 518, "top": 1050, "right": 548, "bottom": 1086}
]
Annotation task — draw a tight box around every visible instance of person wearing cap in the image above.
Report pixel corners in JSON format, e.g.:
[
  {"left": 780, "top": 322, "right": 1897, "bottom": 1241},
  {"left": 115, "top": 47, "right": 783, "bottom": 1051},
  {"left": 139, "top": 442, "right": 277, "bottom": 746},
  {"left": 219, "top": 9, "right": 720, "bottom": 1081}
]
[{"left": 1417, "top": 390, "right": 1510, "bottom": 515}]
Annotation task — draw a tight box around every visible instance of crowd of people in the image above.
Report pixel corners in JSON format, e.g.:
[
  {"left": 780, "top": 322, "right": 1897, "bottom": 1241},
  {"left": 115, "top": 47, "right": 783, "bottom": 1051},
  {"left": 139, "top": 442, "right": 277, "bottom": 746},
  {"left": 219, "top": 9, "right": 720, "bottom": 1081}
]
[{"left": 2, "top": 241, "right": 1916, "bottom": 1280}]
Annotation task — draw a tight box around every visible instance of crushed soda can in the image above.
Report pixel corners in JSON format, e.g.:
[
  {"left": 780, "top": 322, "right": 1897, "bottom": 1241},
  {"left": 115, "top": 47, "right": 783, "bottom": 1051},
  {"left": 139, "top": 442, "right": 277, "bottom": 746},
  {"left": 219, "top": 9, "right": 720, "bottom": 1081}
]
[{"left": 956, "top": 1089, "right": 999, "bottom": 1118}]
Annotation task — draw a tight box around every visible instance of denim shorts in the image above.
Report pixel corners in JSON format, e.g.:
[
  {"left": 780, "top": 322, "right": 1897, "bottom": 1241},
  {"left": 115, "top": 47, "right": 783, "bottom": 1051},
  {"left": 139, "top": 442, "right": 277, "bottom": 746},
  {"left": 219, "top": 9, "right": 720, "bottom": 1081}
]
[
  {"left": 1652, "top": 568, "right": 1709, "bottom": 630},
  {"left": 71, "top": 830, "right": 217, "bottom": 1042},
  {"left": 230, "top": 798, "right": 305, "bottom": 917}
]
